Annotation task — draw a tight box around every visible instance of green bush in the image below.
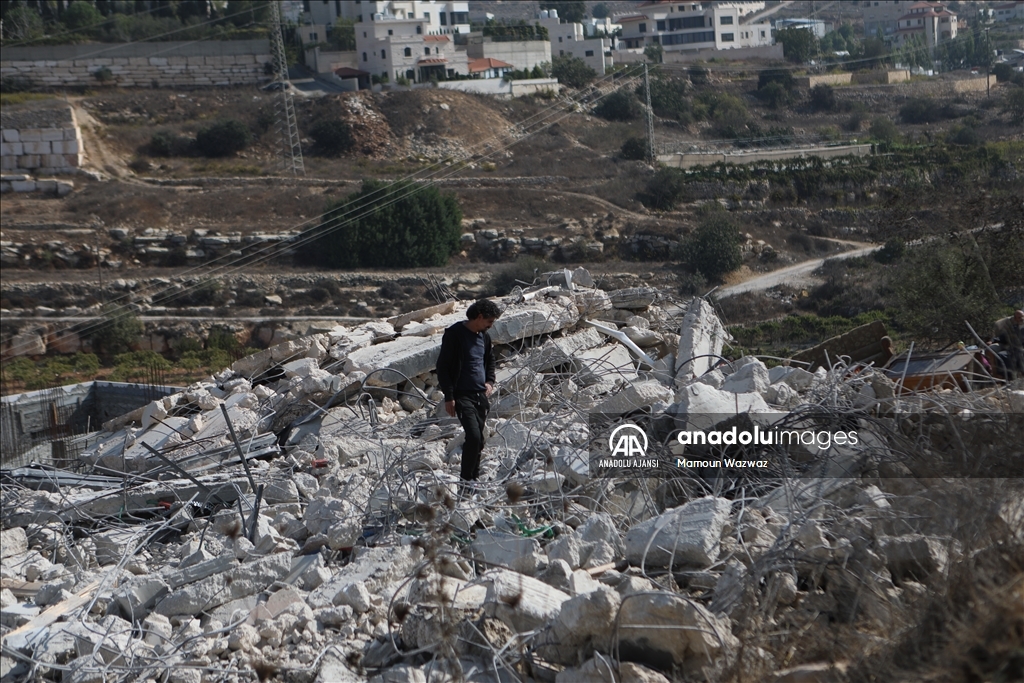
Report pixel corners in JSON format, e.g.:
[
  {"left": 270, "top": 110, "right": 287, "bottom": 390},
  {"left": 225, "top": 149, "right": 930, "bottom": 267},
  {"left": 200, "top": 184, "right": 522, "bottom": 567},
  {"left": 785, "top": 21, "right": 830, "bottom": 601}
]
[
  {"left": 688, "top": 64, "right": 709, "bottom": 85},
  {"left": 619, "top": 136, "right": 649, "bottom": 160},
  {"left": 310, "top": 117, "right": 354, "bottom": 156},
  {"left": 301, "top": 180, "right": 462, "bottom": 268},
  {"left": 642, "top": 76, "right": 690, "bottom": 120},
  {"left": 869, "top": 116, "right": 899, "bottom": 143},
  {"left": 757, "top": 81, "right": 790, "bottom": 109},
  {"left": 72, "top": 352, "right": 100, "bottom": 374},
  {"left": 149, "top": 130, "right": 189, "bottom": 157},
  {"left": 207, "top": 327, "right": 241, "bottom": 352},
  {"left": 90, "top": 311, "right": 143, "bottom": 359},
  {"left": 948, "top": 125, "right": 980, "bottom": 146},
  {"left": 844, "top": 110, "right": 867, "bottom": 132},
  {"left": 874, "top": 238, "right": 906, "bottom": 264},
  {"left": 195, "top": 119, "right": 251, "bottom": 157},
  {"left": 594, "top": 90, "right": 641, "bottom": 121},
  {"left": 900, "top": 98, "right": 941, "bottom": 124},
  {"left": 639, "top": 168, "right": 688, "bottom": 210},
  {"left": 550, "top": 55, "right": 596, "bottom": 89},
  {"left": 677, "top": 214, "right": 743, "bottom": 282},
  {"left": 809, "top": 84, "right": 838, "bottom": 112},
  {"left": 1003, "top": 86, "right": 1024, "bottom": 125},
  {"left": 758, "top": 68, "right": 795, "bottom": 92}
]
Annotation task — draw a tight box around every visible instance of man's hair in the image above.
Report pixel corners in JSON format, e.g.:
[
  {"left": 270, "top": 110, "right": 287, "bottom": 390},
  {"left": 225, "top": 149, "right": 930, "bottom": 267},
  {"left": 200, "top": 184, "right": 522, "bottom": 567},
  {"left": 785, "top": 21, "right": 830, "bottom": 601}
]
[{"left": 467, "top": 299, "right": 501, "bottom": 321}]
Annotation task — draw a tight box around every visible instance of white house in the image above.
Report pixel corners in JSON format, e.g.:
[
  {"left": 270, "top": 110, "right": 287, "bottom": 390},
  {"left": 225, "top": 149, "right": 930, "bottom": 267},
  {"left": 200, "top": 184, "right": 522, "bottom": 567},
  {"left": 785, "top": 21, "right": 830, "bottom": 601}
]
[
  {"left": 305, "top": 0, "right": 470, "bottom": 37},
  {"left": 536, "top": 9, "right": 611, "bottom": 75},
  {"left": 356, "top": 16, "right": 469, "bottom": 82},
  {"left": 992, "top": 1, "right": 1024, "bottom": 22},
  {"left": 617, "top": 1, "right": 772, "bottom": 54},
  {"left": 894, "top": 2, "right": 957, "bottom": 50}
]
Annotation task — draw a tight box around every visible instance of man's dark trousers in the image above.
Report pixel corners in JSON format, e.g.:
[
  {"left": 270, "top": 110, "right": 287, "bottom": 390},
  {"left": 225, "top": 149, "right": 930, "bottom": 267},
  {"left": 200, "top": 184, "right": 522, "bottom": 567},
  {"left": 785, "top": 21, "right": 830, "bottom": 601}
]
[{"left": 456, "top": 392, "right": 488, "bottom": 481}]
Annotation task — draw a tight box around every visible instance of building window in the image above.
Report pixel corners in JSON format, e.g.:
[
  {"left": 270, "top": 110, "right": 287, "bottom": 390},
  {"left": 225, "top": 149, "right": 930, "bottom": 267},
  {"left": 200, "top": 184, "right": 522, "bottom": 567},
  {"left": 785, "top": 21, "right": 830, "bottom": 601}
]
[
  {"left": 362, "top": 52, "right": 367, "bottom": 61},
  {"left": 388, "top": 29, "right": 393, "bottom": 35},
  {"left": 669, "top": 16, "right": 705, "bottom": 30},
  {"left": 334, "top": 0, "right": 341, "bottom": 14},
  {"left": 382, "top": 49, "right": 386, "bottom": 58},
  {"left": 435, "top": 46, "right": 439, "bottom": 54},
  {"left": 720, "top": 15, "right": 733, "bottom": 24},
  {"left": 404, "top": 47, "right": 411, "bottom": 56},
  {"left": 406, "top": 69, "right": 415, "bottom": 79},
  {"left": 585, "top": 50, "right": 594, "bottom": 56},
  {"left": 721, "top": 32, "right": 734, "bottom": 41},
  {"left": 560, "top": 49, "right": 564, "bottom": 55},
  {"left": 657, "top": 20, "right": 666, "bottom": 31},
  {"left": 761, "top": 30, "right": 765, "bottom": 37},
  {"left": 416, "top": 25, "right": 421, "bottom": 34},
  {"left": 559, "top": 36, "right": 562, "bottom": 42},
  {"left": 425, "top": 47, "right": 430, "bottom": 55},
  {"left": 639, "top": 22, "right": 647, "bottom": 33},
  {"left": 440, "top": 12, "right": 446, "bottom": 25},
  {"left": 424, "top": 12, "right": 429, "bottom": 21}
]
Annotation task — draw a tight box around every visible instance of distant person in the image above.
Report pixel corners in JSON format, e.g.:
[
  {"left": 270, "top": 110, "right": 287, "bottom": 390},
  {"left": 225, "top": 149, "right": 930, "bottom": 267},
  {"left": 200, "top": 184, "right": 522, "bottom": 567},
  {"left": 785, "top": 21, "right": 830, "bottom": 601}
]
[
  {"left": 993, "top": 310, "right": 1024, "bottom": 378},
  {"left": 436, "top": 299, "right": 501, "bottom": 481}
]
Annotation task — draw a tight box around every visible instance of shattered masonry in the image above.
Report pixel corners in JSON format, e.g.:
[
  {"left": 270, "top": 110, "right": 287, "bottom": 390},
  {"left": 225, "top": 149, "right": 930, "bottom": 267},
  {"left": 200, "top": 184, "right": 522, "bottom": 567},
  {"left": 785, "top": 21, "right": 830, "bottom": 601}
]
[{"left": 2, "top": 269, "right": 1023, "bottom": 683}]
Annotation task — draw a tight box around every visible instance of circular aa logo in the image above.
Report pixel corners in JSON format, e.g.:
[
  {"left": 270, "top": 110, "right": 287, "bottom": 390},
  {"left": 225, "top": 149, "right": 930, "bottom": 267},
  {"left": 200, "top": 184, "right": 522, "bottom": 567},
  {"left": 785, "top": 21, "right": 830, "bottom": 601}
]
[{"left": 608, "top": 423, "right": 648, "bottom": 458}]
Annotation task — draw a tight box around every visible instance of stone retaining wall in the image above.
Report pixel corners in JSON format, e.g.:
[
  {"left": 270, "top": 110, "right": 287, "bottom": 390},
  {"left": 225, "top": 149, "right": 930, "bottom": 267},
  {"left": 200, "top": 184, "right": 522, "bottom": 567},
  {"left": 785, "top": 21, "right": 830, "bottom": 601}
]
[
  {"left": 0, "top": 103, "right": 83, "bottom": 173},
  {"left": 852, "top": 70, "right": 910, "bottom": 85},
  {"left": 798, "top": 73, "right": 853, "bottom": 88},
  {"left": 1, "top": 40, "right": 271, "bottom": 89}
]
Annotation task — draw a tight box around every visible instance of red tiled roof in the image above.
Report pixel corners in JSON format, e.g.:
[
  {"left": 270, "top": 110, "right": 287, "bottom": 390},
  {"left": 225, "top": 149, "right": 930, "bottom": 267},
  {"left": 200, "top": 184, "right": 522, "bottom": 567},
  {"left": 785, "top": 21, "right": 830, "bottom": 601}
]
[
  {"left": 417, "top": 57, "right": 448, "bottom": 64},
  {"left": 424, "top": 35, "right": 450, "bottom": 42},
  {"left": 468, "top": 57, "right": 513, "bottom": 72}
]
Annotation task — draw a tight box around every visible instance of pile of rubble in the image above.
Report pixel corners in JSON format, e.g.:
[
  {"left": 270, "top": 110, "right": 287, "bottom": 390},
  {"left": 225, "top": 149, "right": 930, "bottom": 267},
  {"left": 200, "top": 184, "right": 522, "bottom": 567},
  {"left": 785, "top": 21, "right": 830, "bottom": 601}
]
[{"left": 2, "top": 270, "right": 1022, "bottom": 683}]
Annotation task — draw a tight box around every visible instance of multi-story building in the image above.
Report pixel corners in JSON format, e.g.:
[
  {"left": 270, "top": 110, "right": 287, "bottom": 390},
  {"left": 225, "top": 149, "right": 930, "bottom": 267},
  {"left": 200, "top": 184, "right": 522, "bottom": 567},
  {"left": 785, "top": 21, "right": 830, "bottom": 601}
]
[
  {"left": 304, "top": 1, "right": 470, "bottom": 37},
  {"left": 355, "top": 15, "right": 468, "bottom": 82},
  {"left": 992, "top": 1, "right": 1024, "bottom": 22},
  {"left": 617, "top": 1, "right": 772, "bottom": 53},
  {"left": 894, "top": 2, "right": 957, "bottom": 49},
  {"left": 536, "top": 9, "right": 611, "bottom": 75}
]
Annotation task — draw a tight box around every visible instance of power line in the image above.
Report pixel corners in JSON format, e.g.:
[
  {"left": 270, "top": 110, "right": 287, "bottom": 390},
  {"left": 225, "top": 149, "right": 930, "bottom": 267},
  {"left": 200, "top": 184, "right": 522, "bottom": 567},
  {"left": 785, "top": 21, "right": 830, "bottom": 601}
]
[{"left": 1, "top": 65, "right": 649, "bottom": 355}]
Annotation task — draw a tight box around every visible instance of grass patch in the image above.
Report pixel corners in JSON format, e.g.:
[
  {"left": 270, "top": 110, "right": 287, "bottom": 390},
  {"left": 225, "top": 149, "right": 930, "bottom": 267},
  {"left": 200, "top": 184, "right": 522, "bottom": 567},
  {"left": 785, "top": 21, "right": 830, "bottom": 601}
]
[{"left": 0, "top": 93, "right": 58, "bottom": 106}]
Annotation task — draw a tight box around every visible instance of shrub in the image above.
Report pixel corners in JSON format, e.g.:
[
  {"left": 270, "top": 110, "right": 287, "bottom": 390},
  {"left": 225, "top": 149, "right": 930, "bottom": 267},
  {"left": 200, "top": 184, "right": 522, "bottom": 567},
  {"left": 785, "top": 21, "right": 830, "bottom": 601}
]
[
  {"left": 688, "top": 63, "right": 710, "bottom": 85},
  {"left": 676, "top": 214, "right": 743, "bottom": 282},
  {"left": 809, "top": 84, "right": 838, "bottom": 112},
  {"left": 874, "top": 238, "right": 906, "bottom": 264},
  {"left": 149, "top": 130, "right": 189, "bottom": 157},
  {"left": 757, "top": 81, "right": 790, "bottom": 109},
  {"left": 91, "top": 311, "right": 143, "bottom": 359},
  {"left": 551, "top": 55, "right": 596, "bottom": 89},
  {"left": 643, "top": 76, "right": 690, "bottom": 120},
  {"left": 1003, "top": 86, "right": 1024, "bottom": 125},
  {"left": 639, "top": 168, "right": 688, "bottom": 211},
  {"left": 487, "top": 256, "right": 548, "bottom": 296},
  {"left": 758, "top": 68, "right": 795, "bottom": 92},
  {"left": 869, "top": 116, "right": 899, "bottom": 143},
  {"left": 594, "top": 90, "right": 641, "bottom": 121},
  {"left": 948, "top": 125, "right": 980, "bottom": 146},
  {"left": 301, "top": 180, "right": 462, "bottom": 268},
  {"left": 620, "top": 136, "right": 649, "bottom": 160},
  {"left": 900, "top": 97, "right": 941, "bottom": 124},
  {"left": 844, "top": 110, "right": 867, "bottom": 132},
  {"left": 207, "top": 327, "right": 240, "bottom": 352},
  {"left": 310, "top": 117, "right": 354, "bottom": 156},
  {"left": 195, "top": 119, "right": 251, "bottom": 157},
  {"left": 992, "top": 63, "right": 1014, "bottom": 83}
]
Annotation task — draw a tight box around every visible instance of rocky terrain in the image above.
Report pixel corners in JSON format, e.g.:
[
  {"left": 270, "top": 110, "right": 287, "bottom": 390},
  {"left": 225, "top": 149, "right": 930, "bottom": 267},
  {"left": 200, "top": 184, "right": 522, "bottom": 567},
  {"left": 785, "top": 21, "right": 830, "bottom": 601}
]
[{"left": 2, "top": 279, "right": 1022, "bottom": 683}]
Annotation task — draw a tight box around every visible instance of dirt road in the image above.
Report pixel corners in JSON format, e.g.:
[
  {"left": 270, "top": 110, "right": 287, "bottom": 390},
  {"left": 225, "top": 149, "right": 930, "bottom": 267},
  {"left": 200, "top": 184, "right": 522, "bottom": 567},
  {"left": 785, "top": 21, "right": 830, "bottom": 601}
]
[{"left": 715, "top": 243, "right": 881, "bottom": 298}]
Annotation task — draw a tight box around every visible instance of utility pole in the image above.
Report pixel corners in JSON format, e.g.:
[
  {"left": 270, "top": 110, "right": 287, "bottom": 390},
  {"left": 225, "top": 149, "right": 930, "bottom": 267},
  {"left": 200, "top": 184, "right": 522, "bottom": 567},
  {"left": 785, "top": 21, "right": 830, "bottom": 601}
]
[
  {"left": 643, "top": 62, "right": 655, "bottom": 163},
  {"left": 269, "top": 1, "right": 304, "bottom": 177}
]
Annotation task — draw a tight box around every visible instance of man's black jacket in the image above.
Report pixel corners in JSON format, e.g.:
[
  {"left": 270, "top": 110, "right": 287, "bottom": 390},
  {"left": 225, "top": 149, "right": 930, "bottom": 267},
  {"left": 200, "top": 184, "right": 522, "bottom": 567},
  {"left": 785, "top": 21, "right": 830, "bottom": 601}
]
[{"left": 436, "top": 322, "right": 496, "bottom": 402}]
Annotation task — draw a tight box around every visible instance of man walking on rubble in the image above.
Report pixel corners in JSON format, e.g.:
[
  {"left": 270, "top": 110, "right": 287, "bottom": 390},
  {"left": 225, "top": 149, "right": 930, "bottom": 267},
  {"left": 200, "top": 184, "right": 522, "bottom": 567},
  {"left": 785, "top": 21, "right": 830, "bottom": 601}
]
[
  {"left": 993, "top": 310, "right": 1024, "bottom": 379},
  {"left": 436, "top": 299, "right": 501, "bottom": 481}
]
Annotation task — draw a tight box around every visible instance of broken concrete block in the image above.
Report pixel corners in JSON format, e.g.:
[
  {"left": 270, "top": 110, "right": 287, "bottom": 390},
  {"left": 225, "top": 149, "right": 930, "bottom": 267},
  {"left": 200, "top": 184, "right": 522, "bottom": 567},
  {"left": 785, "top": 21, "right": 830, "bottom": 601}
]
[
  {"left": 539, "top": 559, "right": 573, "bottom": 592},
  {"left": 283, "top": 357, "right": 321, "bottom": 378},
  {"left": 546, "top": 532, "right": 584, "bottom": 570},
  {"left": 618, "top": 591, "right": 738, "bottom": 669},
  {"left": 263, "top": 479, "right": 299, "bottom": 505},
  {"left": 879, "top": 535, "right": 949, "bottom": 580},
  {"left": 569, "top": 569, "right": 602, "bottom": 595},
  {"left": 579, "top": 513, "right": 625, "bottom": 556},
  {"left": 93, "top": 529, "right": 139, "bottom": 566},
  {"left": 304, "top": 497, "right": 362, "bottom": 550},
  {"left": 489, "top": 299, "right": 580, "bottom": 344},
  {"left": 576, "top": 344, "right": 639, "bottom": 386},
  {"left": 676, "top": 298, "right": 730, "bottom": 382},
  {"left": 113, "top": 575, "right": 169, "bottom": 619},
  {"left": 335, "top": 582, "right": 373, "bottom": 613},
  {"left": 142, "top": 613, "right": 172, "bottom": 648},
  {"left": 538, "top": 586, "right": 621, "bottom": 664},
  {"left": 344, "top": 334, "right": 443, "bottom": 387},
  {"left": 609, "top": 287, "right": 658, "bottom": 310},
  {"left": 308, "top": 546, "right": 418, "bottom": 610},
  {"left": 594, "top": 380, "right": 674, "bottom": 415},
  {"left": 553, "top": 445, "right": 589, "bottom": 487},
  {"left": 768, "top": 366, "right": 816, "bottom": 391},
  {"left": 481, "top": 569, "right": 571, "bottom": 634},
  {"left": 721, "top": 357, "right": 770, "bottom": 395},
  {"left": 472, "top": 530, "right": 541, "bottom": 575},
  {"left": 624, "top": 497, "right": 731, "bottom": 569},
  {"left": 529, "top": 328, "right": 605, "bottom": 372},
  {"left": 0, "top": 527, "right": 28, "bottom": 556},
  {"left": 672, "top": 382, "right": 771, "bottom": 431}
]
